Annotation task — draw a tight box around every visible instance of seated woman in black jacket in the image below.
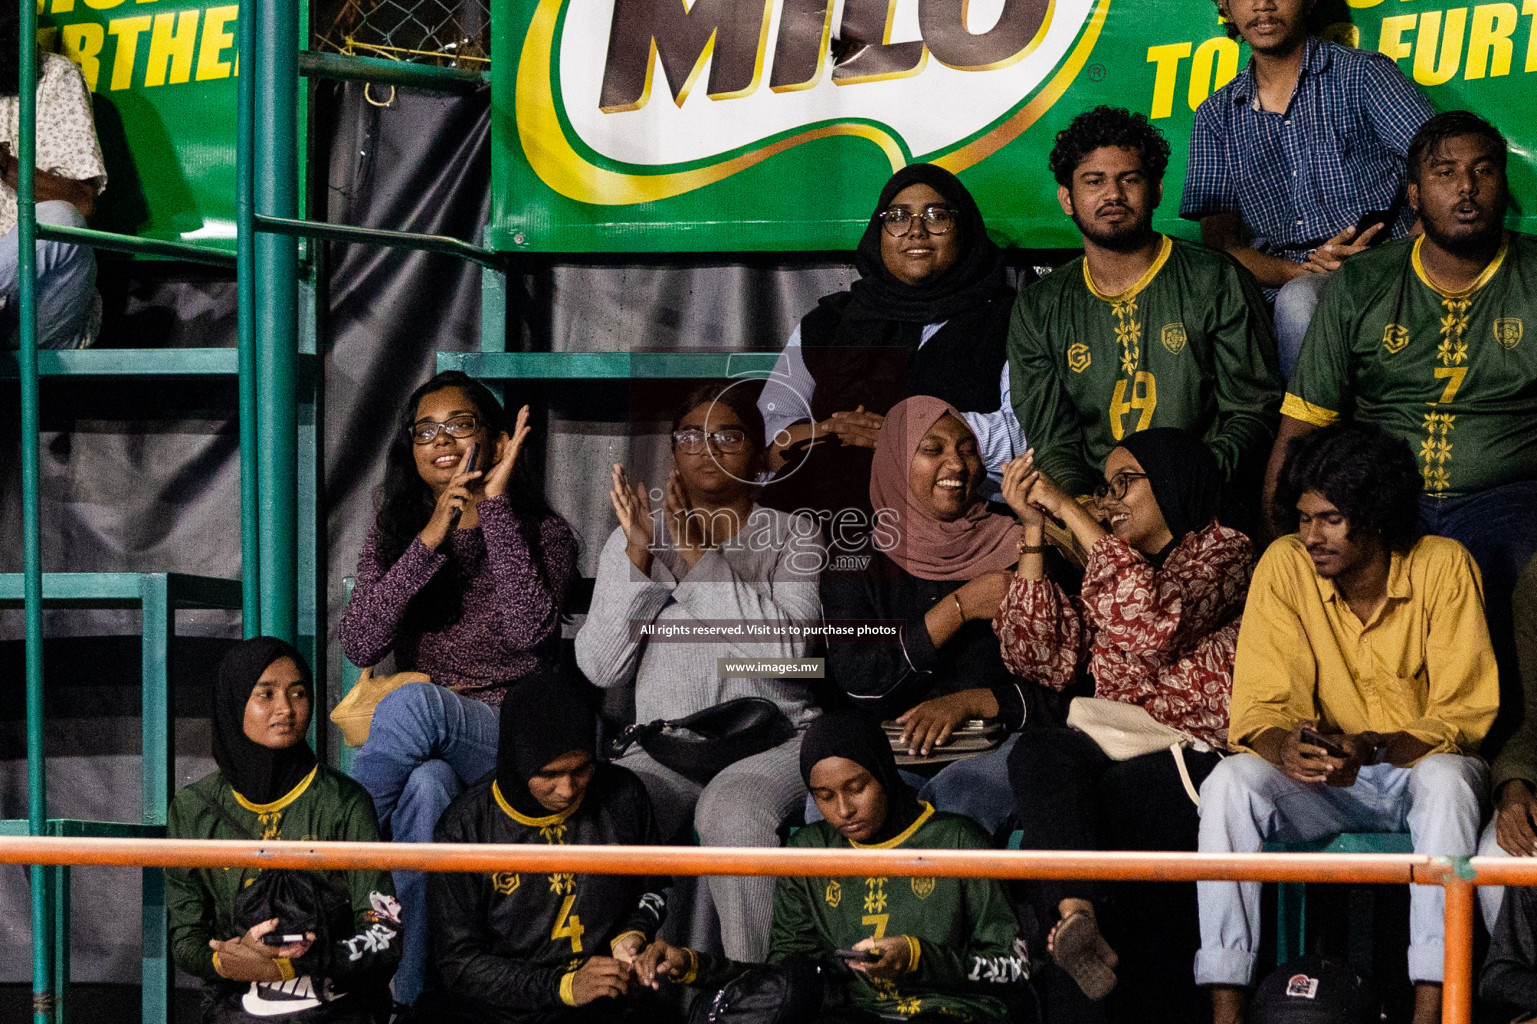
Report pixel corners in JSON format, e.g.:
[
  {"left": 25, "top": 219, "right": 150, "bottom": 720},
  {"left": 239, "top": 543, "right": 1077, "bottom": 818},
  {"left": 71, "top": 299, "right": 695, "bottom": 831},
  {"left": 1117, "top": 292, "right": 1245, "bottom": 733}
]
[
  {"left": 166, "top": 638, "right": 400, "bottom": 1023},
  {"left": 418, "top": 675, "right": 674, "bottom": 1024},
  {"left": 820, "top": 395, "right": 1073, "bottom": 838},
  {"left": 756, "top": 164, "right": 1023, "bottom": 519}
]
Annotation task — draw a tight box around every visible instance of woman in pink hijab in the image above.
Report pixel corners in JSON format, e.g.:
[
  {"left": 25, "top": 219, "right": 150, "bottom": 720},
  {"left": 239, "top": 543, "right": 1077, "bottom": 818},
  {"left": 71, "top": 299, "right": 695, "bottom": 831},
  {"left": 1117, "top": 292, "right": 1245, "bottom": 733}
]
[{"left": 819, "top": 395, "right": 1076, "bottom": 838}]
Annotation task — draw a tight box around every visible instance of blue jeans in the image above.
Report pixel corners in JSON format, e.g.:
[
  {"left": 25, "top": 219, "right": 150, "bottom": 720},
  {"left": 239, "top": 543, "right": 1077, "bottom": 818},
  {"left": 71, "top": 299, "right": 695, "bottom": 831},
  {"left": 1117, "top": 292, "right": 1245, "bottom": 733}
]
[
  {"left": 919, "top": 733, "right": 1020, "bottom": 838},
  {"left": 350, "top": 682, "right": 498, "bottom": 1006},
  {"left": 1195, "top": 753, "right": 1486, "bottom": 986},
  {"left": 1420, "top": 480, "right": 1537, "bottom": 758},
  {"left": 1272, "top": 273, "right": 1328, "bottom": 380},
  {"left": 1, "top": 200, "right": 97, "bottom": 349}
]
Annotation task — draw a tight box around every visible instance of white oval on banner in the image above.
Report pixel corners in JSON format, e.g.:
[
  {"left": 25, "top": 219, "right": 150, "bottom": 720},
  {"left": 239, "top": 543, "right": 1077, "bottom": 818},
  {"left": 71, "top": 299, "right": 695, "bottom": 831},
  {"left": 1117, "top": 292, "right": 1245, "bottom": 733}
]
[{"left": 555, "top": 0, "right": 1100, "bottom": 168}]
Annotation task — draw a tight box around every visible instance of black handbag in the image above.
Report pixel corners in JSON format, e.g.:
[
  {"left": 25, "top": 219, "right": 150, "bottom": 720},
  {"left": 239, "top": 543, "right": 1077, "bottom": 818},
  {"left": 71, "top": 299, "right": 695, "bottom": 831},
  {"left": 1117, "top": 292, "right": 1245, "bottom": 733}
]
[
  {"left": 609, "top": 696, "right": 796, "bottom": 784},
  {"left": 687, "top": 955, "right": 831, "bottom": 1024}
]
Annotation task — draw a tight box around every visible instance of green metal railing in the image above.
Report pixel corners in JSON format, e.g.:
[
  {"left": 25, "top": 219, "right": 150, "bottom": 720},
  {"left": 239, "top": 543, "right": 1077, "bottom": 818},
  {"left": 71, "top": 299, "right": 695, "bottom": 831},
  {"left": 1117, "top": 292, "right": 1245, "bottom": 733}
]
[
  {"left": 18, "top": 0, "right": 49, "bottom": 1019},
  {"left": 11, "top": 5, "right": 514, "bottom": 1016}
]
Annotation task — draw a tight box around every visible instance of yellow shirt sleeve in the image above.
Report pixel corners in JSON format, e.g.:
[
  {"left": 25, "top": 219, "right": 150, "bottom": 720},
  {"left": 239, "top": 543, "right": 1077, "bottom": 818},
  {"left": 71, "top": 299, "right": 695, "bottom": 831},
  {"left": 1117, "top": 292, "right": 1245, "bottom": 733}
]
[
  {"left": 1406, "top": 541, "right": 1499, "bottom": 755},
  {"left": 1228, "top": 540, "right": 1318, "bottom": 750}
]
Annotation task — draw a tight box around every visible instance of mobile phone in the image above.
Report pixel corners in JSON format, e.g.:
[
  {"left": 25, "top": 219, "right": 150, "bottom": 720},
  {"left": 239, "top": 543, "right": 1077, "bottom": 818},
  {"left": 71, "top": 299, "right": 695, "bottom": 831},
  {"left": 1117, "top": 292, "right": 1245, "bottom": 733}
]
[
  {"left": 446, "top": 442, "right": 480, "bottom": 529},
  {"left": 261, "top": 932, "right": 307, "bottom": 947},
  {"left": 1299, "top": 727, "right": 1348, "bottom": 759},
  {"left": 833, "top": 948, "right": 881, "bottom": 963},
  {"left": 1351, "top": 209, "right": 1391, "bottom": 245}
]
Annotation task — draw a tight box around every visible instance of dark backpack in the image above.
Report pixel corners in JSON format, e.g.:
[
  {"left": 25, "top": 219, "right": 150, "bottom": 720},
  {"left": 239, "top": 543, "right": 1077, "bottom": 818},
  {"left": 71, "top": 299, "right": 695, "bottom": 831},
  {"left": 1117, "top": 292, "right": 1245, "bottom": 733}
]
[
  {"left": 687, "top": 955, "right": 830, "bottom": 1024},
  {"left": 193, "top": 787, "right": 352, "bottom": 964}
]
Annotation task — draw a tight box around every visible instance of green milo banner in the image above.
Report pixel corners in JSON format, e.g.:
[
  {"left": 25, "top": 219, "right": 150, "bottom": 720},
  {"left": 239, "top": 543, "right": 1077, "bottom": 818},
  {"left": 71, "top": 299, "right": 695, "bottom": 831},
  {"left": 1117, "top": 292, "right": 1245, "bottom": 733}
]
[
  {"left": 38, "top": 0, "right": 252, "bottom": 248},
  {"left": 491, "top": 0, "right": 1537, "bottom": 253}
]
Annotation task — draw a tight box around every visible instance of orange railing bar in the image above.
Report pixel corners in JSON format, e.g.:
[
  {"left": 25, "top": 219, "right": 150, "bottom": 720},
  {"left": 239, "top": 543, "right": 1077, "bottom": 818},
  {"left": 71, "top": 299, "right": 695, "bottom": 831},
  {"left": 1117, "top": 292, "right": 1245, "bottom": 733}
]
[
  {"left": 0, "top": 838, "right": 1487, "bottom": 1024},
  {"left": 0, "top": 837, "right": 1427, "bottom": 882}
]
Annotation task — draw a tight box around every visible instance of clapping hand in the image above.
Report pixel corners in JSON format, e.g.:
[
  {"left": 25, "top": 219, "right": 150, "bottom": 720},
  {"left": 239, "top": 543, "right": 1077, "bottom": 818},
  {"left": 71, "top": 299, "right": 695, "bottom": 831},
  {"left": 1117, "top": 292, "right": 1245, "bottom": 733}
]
[
  {"left": 821, "top": 405, "right": 885, "bottom": 449},
  {"left": 610, "top": 464, "right": 655, "bottom": 573},
  {"left": 482, "top": 405, "right": 530, "bottom": 499},
  {"left": 665, "top": 470, "right": 707, "bottom": 570}
]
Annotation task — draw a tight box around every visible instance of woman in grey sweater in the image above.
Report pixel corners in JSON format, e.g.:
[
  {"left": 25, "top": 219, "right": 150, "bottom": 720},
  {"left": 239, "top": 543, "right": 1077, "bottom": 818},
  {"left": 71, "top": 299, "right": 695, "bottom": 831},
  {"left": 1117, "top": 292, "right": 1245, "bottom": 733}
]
[{"left": 575, "top": 381, "right": 826, "bottom": 963}]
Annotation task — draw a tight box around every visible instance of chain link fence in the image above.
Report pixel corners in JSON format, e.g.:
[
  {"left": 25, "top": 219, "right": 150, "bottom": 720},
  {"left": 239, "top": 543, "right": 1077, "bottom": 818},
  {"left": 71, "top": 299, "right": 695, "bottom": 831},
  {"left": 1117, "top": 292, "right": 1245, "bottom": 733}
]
[{"left": 313, "top": 0, "right": 490, "bottom": 67}]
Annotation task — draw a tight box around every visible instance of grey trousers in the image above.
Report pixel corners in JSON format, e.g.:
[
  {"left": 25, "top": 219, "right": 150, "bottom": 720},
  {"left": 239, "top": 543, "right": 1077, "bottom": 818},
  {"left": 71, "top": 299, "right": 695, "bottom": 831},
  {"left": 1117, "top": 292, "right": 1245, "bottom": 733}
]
[{"left": 617, "top": 734, "right": 806, "bottom": 962}]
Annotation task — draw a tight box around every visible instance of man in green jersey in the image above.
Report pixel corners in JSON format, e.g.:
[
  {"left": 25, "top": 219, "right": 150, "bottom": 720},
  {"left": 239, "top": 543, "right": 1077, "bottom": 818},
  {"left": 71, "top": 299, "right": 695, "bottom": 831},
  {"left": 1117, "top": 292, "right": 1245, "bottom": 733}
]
[
  {"left": 1270, "top": 111, "right": 1537, "bottom": 758},
  {"left": 634, "top": 711, "right": 1032, "bottom": 1023},
  {"left": 1009, "top": 106, "right": 1284, "bottom": 506}
]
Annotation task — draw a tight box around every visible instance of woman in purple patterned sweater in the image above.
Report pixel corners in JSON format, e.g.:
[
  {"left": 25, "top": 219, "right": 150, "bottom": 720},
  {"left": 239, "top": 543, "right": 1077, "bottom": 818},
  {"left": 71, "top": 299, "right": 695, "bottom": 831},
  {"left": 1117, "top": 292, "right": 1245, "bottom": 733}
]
[{"left": 340, "top": 370, "right": 577, "bottom": 1006}]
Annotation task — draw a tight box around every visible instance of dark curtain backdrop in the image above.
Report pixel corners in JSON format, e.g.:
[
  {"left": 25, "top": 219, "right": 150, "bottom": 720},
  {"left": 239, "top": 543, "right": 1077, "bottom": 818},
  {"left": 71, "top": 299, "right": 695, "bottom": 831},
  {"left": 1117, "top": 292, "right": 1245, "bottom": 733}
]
[{"left": 0, "top": 81, "right": 857, "bottom": 987}]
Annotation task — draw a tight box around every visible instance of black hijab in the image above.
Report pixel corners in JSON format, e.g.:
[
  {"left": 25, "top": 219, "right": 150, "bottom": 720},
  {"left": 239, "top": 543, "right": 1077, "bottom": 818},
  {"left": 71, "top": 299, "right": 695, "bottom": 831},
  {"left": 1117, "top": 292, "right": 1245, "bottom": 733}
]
[
  {"left": 797, "top": 164, "right": 1014, "bottom": 421},
  {"left": 843, "top": 163, "right": 1009, "bottom": 325},
  {"left": 211, "top": 637, "right": 317, "bottom": 805},
  {"left": 799, "top": 711, "right": 923, "bottom": 845},
  {"left": 497, "top": 673, "right": 598, "bottom": 818},
  {"left": 1115, "top": 428, "right": 1226, "bottom": 566}
]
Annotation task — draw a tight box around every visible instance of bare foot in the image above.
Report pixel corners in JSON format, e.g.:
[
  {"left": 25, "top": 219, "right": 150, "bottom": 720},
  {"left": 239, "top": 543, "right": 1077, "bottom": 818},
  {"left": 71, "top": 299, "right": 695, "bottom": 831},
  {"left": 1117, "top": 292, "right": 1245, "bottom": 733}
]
[{"left": 1049, "top": 902, "right": 1118, "bottom": 1001}]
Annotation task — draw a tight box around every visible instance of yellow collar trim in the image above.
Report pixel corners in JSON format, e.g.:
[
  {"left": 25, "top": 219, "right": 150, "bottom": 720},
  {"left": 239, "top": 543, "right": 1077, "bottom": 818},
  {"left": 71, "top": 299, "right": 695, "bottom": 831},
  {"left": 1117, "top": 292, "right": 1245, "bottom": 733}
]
[
  {"left": 231, "top": 766, "right": 318, "bottom": 814},
  {"left": 850, "top": 802, "right": 935, "bottom": 850},
  {"left": 1083, "top": 235, "right": 1172, "bottom": 304},
  {"left": 1411, "top": 233, "right": 1507, "bottom": 299},
  {"left": 492, "top": 780, "right": 582, "bottom": 827}
]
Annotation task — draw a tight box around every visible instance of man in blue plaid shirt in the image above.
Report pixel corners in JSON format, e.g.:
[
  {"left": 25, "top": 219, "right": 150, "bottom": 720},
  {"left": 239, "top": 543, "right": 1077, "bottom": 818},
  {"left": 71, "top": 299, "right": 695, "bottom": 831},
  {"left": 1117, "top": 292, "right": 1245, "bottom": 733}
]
[{"left": 1179, "top": 0, "right": 1433, "bottom": 378}]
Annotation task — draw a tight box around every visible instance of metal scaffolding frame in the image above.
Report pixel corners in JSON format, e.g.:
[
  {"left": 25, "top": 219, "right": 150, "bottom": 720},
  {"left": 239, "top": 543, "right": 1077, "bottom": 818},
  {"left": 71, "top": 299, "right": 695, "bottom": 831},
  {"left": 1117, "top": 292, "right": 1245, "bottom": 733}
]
[{"left": 9, "top": 0, "right": 511, "bottom": 1019}]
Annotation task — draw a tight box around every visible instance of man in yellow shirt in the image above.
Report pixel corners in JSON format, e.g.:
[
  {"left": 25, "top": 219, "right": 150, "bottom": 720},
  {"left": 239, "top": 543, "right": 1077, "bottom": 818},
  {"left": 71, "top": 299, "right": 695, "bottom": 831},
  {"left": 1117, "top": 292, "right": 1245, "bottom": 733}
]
[{"left": 1196, "top": 423, "right": 1497, "bottom": 1024}]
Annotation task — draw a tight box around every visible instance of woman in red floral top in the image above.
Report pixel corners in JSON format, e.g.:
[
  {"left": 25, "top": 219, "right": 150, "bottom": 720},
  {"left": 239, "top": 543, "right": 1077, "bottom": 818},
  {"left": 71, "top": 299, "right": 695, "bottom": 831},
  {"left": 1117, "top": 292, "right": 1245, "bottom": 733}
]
[{"left": 994, "top": 428, "right": 1253, "bottom": 1017}]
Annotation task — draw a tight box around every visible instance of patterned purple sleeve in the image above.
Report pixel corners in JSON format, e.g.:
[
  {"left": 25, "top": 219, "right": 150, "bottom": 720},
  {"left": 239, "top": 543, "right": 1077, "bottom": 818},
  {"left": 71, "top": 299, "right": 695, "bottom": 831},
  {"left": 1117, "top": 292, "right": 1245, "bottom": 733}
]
[
  {"left": 478, "top": 497, "right": 578, "bottom": 651},
  {"left": 338, "top": 525, "right": 448, "bottom": 669}
]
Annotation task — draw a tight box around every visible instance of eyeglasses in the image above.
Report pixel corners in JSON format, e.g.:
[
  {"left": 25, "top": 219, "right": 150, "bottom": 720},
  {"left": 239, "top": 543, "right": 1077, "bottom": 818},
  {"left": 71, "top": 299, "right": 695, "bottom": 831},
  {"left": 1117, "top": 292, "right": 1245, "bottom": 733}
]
[
  {"left": 410, "top": 414, "right": 480, "bottom": 445},
  {"left": 1093, "top": 470, "right": 1148, "bottom": 503},
  {"left": 672, "top": 428, "right": 750, "bottom": 455},
  {"left": 879, "top": 204, "right": 957, "bottom": 237}
]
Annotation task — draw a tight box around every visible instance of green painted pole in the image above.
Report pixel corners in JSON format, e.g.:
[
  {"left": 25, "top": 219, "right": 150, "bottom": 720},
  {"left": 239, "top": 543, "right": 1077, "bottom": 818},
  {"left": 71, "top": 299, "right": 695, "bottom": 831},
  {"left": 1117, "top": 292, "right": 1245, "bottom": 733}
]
[
  {"left": 253, "top": 0, "right": 300, "bottom": 643},
  {"left": 19, "top": 5, "right": 53, "bottom": 1023},
  {"left": 237, "top": 0, "right": 260, "bottom": 635}
]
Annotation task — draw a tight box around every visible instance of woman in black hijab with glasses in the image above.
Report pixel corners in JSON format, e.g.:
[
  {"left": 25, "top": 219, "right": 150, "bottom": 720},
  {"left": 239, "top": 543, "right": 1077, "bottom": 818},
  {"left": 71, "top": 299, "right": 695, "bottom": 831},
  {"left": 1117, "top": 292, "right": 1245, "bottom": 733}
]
[
  {"left": 166, "top": 637, "right": 400, "bottom": 1023},
  {"left": 757, "top": 164, "right": 1024, "bottom": 519},
  {"left": 995, "top": 428, "right": 1253, "bottom": 1020}
]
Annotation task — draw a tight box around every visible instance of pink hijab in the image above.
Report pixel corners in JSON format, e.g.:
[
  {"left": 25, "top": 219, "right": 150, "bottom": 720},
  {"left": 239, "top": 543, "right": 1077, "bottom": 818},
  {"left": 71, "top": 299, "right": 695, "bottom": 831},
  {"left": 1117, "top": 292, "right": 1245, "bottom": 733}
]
[{"left": 868, "top": 396, "right": 1021, "bottom": 582}]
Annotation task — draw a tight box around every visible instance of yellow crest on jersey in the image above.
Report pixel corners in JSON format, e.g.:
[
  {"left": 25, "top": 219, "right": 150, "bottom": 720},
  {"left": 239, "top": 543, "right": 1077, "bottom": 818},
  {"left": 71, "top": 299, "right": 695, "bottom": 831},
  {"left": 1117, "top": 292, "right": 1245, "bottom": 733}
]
[
  {"left": 1382, "top": 324, "right": 1410, "bottom": 355},
  {"left": 910, "top": 876, "right": 936, "bottom": 899},
  {"left": 1495, "top": 318, "right": 1524, "bottom": 350},
  {"left": 492, "top": 872, "right": 520, "bottom": 895},
  {"left": 1067, "top": 343, "right": 1092, "bottom": 373},
  {"left": 1160, "top": 323, "right": 1187, "bottom": 355},
  {"left": 825, "top": 880, "right": 842, "bottom": 908}
]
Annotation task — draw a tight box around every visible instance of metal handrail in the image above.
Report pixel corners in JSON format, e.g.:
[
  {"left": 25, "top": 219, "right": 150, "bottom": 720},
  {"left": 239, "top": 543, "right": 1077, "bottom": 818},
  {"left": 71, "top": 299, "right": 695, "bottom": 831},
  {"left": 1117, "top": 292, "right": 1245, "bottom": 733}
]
[
  {"left": 0, "top": 839, "right": 1493, "bottom": 1024},
  {"left": 297, "top": 50, "right": 486, "bottom": 93},
  {"left": 35, "top": 224, "right": 236, "bottom": 267},
  {"left": 254, "top": 215, "right": 505, "bottom": 270}
]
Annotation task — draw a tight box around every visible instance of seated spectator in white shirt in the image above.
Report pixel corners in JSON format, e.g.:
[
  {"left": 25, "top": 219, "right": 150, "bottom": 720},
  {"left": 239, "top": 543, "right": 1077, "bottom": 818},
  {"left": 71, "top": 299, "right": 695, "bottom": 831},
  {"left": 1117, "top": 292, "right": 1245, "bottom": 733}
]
[{"left": 0, "top": 12, "right": 106, "bottom": 350}]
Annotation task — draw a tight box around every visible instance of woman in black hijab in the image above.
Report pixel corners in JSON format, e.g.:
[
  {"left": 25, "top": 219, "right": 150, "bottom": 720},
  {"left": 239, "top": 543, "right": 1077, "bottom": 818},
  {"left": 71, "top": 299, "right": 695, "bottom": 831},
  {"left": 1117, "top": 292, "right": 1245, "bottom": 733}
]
[
  {"left": 421, "top": 674, "right": 672, "bottom": 1024},
  {"left": 756, "top": 164, "right": 1023, "bottom": 520},
  {"left": 635, "top": 710, "right": 1032, "bottom": 1022},
  {"left": 210, "top": 636, "right": 319, "bottom": 804},
  {"left": 995, "top": 430, "right": 1254, "bottom": 1019},
  {"left": 166, "top": 638, "right": 400, "bottom": 1023}
]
